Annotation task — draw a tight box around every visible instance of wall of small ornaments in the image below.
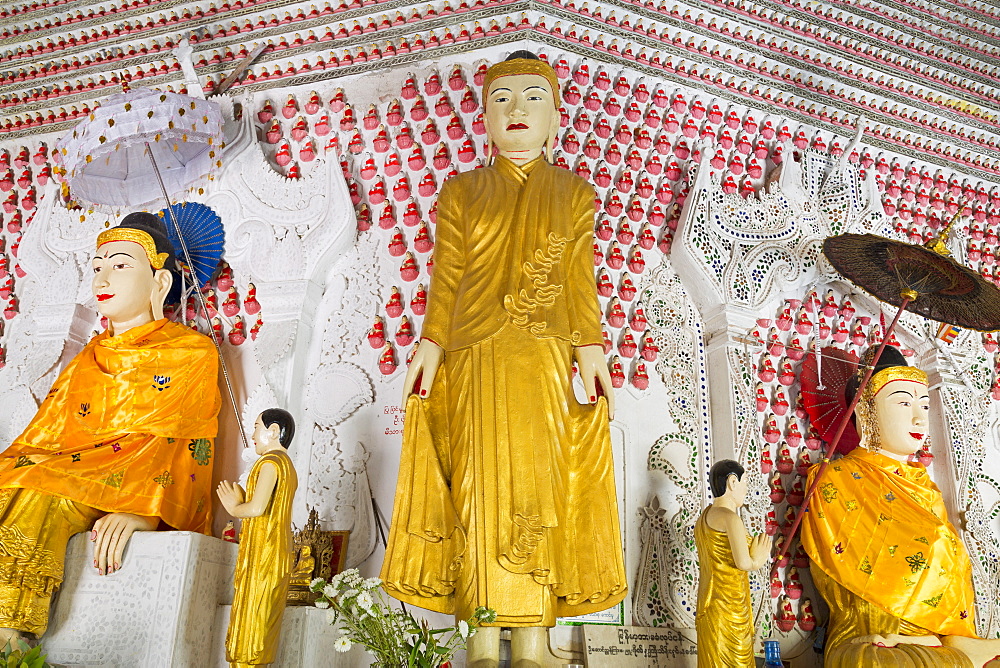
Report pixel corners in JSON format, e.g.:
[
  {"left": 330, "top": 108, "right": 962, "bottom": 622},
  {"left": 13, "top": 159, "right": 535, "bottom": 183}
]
[{"left": 4, "top": 0, "right": 1000, "bottom": 662}]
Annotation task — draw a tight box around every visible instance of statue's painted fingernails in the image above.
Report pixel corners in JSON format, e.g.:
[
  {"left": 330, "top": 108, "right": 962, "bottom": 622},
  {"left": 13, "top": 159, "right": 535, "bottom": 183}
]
[
  {"left": 114, "top": 563, "right": 120, "bottom": 570},
  {"left": 93, "top": 559, "right": 98, "bottom": 567},
  {"left": 590, "top": 395, "right": 596, "bottom": 402},
  {"left": 421, "top": 390, "right": 427, "bottom": 396},
  {"left": 91, "top": 530, "right": 97, "bottom": 540}
]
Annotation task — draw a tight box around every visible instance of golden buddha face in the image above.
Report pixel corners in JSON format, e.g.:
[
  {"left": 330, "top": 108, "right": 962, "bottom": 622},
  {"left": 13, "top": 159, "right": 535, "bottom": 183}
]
[
  {"left": 867, "top": 379, "right": 929, "bottom": 459},
  {"left": 485, "top": 73, "right": 558, "bottom": 160},
  {"left": 92, "top": 240, "right": 172, "bottom": 334}
]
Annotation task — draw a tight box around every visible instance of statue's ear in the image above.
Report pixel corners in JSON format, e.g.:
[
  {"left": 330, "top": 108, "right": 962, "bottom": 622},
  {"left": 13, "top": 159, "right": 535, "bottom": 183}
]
[
  {"left": 484, "top": 126, "right": 495, "bottom": 165},
  {"left": 150, "top": 268, "right": 173, "bottom": 321},
  {"left": 724, "top": 473, "right": 738, "bottom": 494},
  {"left": 545, "top": 106, "right": 559, "bottom": 163}
]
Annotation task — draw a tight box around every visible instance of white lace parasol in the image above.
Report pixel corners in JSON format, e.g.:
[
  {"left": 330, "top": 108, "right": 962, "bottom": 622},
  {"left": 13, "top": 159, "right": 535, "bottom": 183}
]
[{"left": 54, "top": 87, "right": 224, "bottom": 211}]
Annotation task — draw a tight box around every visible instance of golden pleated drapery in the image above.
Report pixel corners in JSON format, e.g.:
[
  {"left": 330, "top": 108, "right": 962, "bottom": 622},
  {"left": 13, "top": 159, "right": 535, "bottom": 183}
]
[
  {"left": 0, "top": 488, "right": 103, "bottom": 635},
  {"left": 693, "top": 511, "right": 754, "bottom": 667},
  {"left": 381, "top": 156, "right": 627, "bottom": 626},
  {"left": 802, "top": 447, "right": 977, "bottom": 664},
  {"left": 0, "top": 318, "right": 221, "bottom": 533},
  {"left": 811, "top": 569, "right": 972, "bottom": 667},
  {"left": 226, "top": 450, "right": 297, "bottom": 667}
]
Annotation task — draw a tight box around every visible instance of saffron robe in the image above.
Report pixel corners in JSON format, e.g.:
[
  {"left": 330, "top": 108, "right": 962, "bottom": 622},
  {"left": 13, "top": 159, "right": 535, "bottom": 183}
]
[
  {"left": 0, "top": 318, "right": 221, "bottom": 532},
  {"left": 694, "top": 511, "right": 754, "bottom": 667},
  {"left": 226, "top": 451, "right": 297, "bottom": 666},
  {"left": 381, "top": 156, "right": 627, "bottom": 626},
  {"left": 802, "top": 448, "right": 977, "bottom": 665}
]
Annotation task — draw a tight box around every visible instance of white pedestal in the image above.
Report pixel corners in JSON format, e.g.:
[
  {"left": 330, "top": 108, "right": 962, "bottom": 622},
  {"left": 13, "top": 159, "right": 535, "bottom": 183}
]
[
  {"left": 44, "top": 531, "right": 238, "bottom": 667},
  {"left": 213, "top": 605, "right": 367, "bottom": 667}
]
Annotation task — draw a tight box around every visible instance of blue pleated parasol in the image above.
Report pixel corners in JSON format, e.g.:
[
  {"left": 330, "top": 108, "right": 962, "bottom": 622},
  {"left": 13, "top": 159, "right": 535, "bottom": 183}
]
[{"left": 158, "top": 201, "right": 225, "bottom": 287}]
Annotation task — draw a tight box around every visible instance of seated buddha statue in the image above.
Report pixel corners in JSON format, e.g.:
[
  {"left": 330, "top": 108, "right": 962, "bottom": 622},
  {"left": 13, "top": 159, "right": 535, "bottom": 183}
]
[
  {"left": 0, "top": 212, "right": 221, "bottom": 643},
  {"left": 802, "top": 346, "right": 1000, "bottom": 667}
]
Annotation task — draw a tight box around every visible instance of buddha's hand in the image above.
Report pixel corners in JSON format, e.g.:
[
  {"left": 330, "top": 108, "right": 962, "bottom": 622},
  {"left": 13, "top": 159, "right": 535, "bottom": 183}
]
[
  {"left": 216, "top": 480, "right": 245, "bottom": 515},
  {"left": 575, "top": 344, "right": 615, "bottom": 419},
  {"left": 851, "top": 634, "right": 942, "bottom": 648},
  {"left": 90, "top": 512, "right": 157, "bottom": 576},
  {"left": 402, "top": 338, "right": 444, "bottom": 401}
]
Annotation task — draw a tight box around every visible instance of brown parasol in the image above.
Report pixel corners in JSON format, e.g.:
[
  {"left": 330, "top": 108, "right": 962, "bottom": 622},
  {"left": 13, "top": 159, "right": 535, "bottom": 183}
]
[
  {"left": 823, "top": 233, "right": 1000, "bottom": 331},
  {"left": 779, "top": 215, "right": 1000, "bottom": 562}
]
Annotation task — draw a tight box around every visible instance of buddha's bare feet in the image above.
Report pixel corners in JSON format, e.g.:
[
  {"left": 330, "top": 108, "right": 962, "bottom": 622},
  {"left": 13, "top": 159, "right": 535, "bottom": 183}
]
[
  {"left": 0, "top": 627, "right": 23, "bottom": 648},
  {"left": 943, "top": 635, "right": 1000, "bottom": 667},
  {"left": 468, "top": 626, "right": 501, "bottom": 668},
  {"left": 850, "top": 633, "right": 941, "bottom": 648}
]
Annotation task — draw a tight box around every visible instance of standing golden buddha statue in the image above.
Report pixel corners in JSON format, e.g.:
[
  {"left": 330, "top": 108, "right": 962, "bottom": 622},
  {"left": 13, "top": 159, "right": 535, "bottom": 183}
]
[
  {"left": 803, "top": 346, "right": 1000, "bottom": 667},
  {"left": 694, "top": 460, "right": 769, "bottom": 667},
  {"left": 0, "top": 213, "right": 221, "bottom": 644},
  {"left": 218, "top": 408, "right": 298, "bottom": 668},
  {"left": 381, "top": 52, "right": 627, "bottom": 667}
]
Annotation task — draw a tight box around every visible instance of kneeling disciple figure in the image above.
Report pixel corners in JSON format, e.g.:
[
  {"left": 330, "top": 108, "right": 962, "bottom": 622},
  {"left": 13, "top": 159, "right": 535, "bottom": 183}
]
[
  {"left": 803, "top": 346, "right": 1000, "bottom": 667},
  {"left": 0, "top": 212, "right": 221, "bottom": 644}
]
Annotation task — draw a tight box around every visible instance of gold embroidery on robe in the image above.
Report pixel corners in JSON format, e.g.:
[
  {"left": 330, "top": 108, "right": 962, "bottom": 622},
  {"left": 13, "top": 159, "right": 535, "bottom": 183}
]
[
  {"left": 382, "top": 157, "right": 626, "bottom": 626},
  {"left": 0, "top": 488, "right": 103, "bottom": 635},
  {"left": 0, "top": 318, "right": 221, "bottom": 532},
  {"left": 226, "top": 451, "right": 297, "bottom": 666},
  {"left": 802, "top": 448, "right": 976, "bottom": 642}
]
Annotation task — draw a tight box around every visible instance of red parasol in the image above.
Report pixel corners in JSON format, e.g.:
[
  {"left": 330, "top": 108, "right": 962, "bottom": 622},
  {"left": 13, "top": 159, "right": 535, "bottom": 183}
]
[{"left": 799, "top": 347, "right": 860, "bottom": 455}]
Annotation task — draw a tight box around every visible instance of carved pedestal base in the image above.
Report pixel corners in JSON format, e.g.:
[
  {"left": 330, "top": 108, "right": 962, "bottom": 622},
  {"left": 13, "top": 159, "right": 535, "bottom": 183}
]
[{"left": 44, "top": 531, "right": 237, "bottom": 667}]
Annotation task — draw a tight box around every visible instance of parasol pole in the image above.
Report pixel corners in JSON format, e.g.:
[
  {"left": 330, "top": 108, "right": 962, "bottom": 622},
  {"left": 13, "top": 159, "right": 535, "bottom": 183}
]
[
  {"left": 773, "top": 289, "right": 915, "bottom": 564},
  {"left": 144, "top": 142, "right": 251, "bottom": 451}
]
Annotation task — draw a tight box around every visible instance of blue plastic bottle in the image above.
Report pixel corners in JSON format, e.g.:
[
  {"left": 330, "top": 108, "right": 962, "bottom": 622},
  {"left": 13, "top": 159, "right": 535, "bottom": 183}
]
[{"left": 763, "top": 640, "right": 783, "bottom": 667}]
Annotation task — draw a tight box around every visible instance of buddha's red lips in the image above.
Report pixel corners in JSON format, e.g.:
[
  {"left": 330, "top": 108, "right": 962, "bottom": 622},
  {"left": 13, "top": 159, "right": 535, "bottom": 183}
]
[
  {"left": 910, "top": 432, "right": 924, "bottom": 440},
  {"left": 97, "top": 293, "right": 113, "bottom": 301},
  {"left": 507, "top": 123, "right": 529, "bottom": 130}
]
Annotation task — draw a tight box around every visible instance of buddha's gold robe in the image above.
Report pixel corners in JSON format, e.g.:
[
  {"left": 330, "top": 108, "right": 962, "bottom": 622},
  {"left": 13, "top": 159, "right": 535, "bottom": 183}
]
[
  {"left": 802, "top": 448, "right": 976, "bottom": 666},
  {"left": 226, "top": 451, "right": 297, "bottom": 667},
  {"left": 381, "top": 156, "right": 627, "bottom": 626},
  {"left": 0, "top": 318, "right": 220, "bottom": 635},
  {"left": 693, "top": 511, "right": 754, "bottom": 667}
]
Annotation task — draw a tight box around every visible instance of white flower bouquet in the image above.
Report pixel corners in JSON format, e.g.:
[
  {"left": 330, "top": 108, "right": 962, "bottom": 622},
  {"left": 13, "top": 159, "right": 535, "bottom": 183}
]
[{"left": 311, "top": 568, "right": 497, "bottom": 668}]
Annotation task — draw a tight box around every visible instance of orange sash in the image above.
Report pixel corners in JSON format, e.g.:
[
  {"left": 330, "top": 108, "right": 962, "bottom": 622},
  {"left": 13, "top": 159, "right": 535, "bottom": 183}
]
[
  {"left": 0, "top": 319, "right": 221, "bottom": 532},
  {"left": 802, "top": 448, "right": 976, "bottom": 637}
]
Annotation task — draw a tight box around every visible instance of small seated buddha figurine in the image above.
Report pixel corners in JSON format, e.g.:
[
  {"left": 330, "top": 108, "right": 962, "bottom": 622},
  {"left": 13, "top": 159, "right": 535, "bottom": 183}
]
[
  {"left": 288, "top": 544, "right": 316, "bottom": 588},
  {"left": 695, "top": 460, "right": 770, "bottom": 667},
  {"left": 803, "top": 346, "right": 1000, "bottom": 667},
  {"left": 0, "top": 213, "right": 221, "bottom": 644},
  {"left": 218, "top": 408, "right": 298, "bottom": 668}
]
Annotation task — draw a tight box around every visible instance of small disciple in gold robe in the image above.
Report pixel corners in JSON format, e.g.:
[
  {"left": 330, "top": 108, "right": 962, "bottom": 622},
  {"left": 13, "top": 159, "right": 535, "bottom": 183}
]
[
  {"left": 0, "top": 214, "right": 220, "bottom": 644},
  {"left": 694, "top": 460, "right": 769, "bottom": 667},
  {"left": 219, "top": 409, "right": 298, "bottom": 668},
  {"left": 382, "top": 51, "right": 627, "bottom": 667}
]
